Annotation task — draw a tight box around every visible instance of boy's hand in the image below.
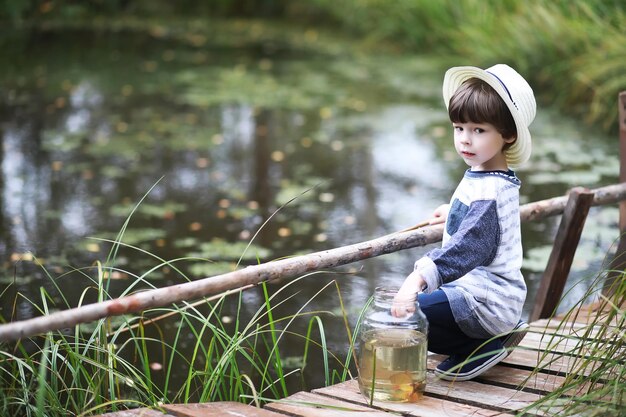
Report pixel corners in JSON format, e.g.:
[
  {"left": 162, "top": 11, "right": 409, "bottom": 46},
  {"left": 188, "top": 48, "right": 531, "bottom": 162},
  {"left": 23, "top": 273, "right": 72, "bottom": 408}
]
[
  {"left": 429, "top": 204, "right": 450, "bottom": 225},
  {"left": 391, "top": 271, "right": 426, "bottom": 318}
]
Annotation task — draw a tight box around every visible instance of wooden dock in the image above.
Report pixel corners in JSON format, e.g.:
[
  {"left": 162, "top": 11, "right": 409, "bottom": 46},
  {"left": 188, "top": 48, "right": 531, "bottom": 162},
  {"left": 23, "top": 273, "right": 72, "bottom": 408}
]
[{"left": 99, "top": 301, "right": 619, "bottom": 417}]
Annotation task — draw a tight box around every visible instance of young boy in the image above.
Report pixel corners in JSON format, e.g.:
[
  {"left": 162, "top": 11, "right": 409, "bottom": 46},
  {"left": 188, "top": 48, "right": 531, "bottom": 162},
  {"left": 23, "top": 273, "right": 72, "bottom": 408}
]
[{"left": 392, "top": 64, "right": 536, "bottom": 381}]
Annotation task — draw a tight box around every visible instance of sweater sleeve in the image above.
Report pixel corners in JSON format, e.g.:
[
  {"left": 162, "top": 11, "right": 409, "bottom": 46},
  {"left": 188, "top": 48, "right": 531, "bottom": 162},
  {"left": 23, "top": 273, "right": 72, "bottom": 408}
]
[{"left": 416, "top": 199, "right": 500, "bottom": 293}]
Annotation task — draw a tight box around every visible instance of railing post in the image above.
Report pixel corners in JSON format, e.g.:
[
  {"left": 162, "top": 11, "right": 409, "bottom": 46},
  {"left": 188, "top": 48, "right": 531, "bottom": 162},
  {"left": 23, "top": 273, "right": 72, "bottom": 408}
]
[
  {"left": 604, "top": 91, "right": 626, "bottom": 296},
  {"left": 529, "top": 187, "right": 595, "bottom": 321}
]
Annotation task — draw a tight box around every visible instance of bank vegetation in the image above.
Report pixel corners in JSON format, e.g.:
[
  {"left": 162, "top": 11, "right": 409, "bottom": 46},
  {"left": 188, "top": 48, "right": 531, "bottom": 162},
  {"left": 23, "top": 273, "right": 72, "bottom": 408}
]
[{"left": 2, "top": 0, "right": 624, "bottom": 133}]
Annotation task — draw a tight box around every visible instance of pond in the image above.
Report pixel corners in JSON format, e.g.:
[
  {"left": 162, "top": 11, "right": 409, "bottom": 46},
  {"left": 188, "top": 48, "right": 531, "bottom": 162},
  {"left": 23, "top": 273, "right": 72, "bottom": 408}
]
[{"left": 0, "top": 20, "right": 620, "bottom": 394}]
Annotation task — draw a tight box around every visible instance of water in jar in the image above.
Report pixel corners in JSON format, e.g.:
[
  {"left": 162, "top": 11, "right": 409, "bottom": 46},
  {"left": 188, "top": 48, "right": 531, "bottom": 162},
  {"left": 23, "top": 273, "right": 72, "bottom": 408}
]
[{"left": 358, "top": 328, "right": 427, "bottom": 402}]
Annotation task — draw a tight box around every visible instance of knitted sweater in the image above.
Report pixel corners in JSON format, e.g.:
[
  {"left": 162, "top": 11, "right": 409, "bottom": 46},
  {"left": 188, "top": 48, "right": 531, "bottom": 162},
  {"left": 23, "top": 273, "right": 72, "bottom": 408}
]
[{"left": 415, "top": 169, "right": 526, "bottom": 338}]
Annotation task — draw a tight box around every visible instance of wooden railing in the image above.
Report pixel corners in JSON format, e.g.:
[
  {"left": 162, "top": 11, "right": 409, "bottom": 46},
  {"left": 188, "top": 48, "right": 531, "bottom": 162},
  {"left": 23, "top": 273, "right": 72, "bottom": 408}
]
[{"left": 1, "top": 92, "right": 625, "bottom": 342}]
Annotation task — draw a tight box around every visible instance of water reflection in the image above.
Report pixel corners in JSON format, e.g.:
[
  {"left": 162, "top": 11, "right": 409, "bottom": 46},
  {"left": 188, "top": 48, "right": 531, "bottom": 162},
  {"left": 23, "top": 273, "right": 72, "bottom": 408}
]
[{"left": 0, "top": 25, "right": 620, "bottom": 393}]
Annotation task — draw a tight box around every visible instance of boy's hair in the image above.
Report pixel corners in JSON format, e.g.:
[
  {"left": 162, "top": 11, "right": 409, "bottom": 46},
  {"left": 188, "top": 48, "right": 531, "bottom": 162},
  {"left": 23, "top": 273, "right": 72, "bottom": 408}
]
[{"left": 448, "top": 78, "right": 517, "bottom": 141}]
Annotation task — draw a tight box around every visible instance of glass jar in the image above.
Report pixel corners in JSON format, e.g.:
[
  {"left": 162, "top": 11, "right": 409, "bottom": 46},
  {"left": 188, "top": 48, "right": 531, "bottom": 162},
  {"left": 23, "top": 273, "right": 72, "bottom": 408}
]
[{"left": 357, "top": 286, "right": 429, "bottom": 402}]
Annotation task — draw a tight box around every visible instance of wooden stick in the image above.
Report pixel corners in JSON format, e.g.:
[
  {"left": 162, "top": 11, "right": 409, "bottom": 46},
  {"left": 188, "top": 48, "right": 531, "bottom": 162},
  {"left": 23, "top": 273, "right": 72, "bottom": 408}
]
[
  {"left": 116, "top": 222, "right": 430, "bottom": 333},
  {"left": 113, "top": 284, "right": 255, "bottom": 335},
  {"left": 0, "top": 224, "right": 445, "bottom": 342},
  {"left": 395, "top": 221, "right": 430, "bottom": 234},
  {"left": 2, "top": 182, "right": 626, "bottom": 342}
]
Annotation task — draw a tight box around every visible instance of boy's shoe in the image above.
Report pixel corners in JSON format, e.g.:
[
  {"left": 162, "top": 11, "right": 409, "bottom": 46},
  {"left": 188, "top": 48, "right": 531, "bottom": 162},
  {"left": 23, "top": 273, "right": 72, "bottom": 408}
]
[
  {"left": 501, "top": 320, "right": 529, "bottom": 356},
  {"left": 434, "top": 345, "right": 507, "bottom": 381}
]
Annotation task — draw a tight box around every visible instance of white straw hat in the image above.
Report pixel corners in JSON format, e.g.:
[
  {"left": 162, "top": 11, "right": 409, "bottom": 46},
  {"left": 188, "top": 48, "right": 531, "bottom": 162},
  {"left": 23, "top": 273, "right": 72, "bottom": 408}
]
[{"left": 442, "top": 64, "right": 536, "bottom": 167}]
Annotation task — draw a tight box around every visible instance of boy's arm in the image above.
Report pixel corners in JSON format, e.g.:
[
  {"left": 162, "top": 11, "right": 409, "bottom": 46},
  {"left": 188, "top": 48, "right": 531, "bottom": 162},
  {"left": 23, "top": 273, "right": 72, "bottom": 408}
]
[
  {"left": 417, "top": 199, "right": 500, "bottom": 292},
  {"left": 391, "top": 203, "right": 448, "bottom": 317}
]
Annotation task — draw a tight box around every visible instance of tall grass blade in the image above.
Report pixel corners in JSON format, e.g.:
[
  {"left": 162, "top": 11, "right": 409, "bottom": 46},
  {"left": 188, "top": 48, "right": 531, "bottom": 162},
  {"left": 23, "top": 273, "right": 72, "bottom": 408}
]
[
  {"left": 302, "top": 316, "right": 329, "bottom": 386},
  {"left": 35, "top": 336, "right": 51, "bottom": 417},
  {"left": 261, "top": 281, "right": 289, "bottom": 398}
]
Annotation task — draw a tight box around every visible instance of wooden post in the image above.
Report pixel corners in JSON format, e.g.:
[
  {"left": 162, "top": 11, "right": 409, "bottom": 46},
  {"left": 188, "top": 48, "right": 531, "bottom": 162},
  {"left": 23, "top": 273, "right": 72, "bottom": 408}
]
[
  {"left": 529, "top": 187, "right": 595, "bottom": 321},
  {"left": 604, "top": 91, "right": 626, "bottom": 295}
]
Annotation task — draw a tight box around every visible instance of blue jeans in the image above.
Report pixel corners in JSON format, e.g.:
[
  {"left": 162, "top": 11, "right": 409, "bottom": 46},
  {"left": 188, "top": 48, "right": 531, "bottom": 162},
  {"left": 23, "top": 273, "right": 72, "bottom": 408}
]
[{"left": 418, "top": 290, "right": 503, "bottom": 357}]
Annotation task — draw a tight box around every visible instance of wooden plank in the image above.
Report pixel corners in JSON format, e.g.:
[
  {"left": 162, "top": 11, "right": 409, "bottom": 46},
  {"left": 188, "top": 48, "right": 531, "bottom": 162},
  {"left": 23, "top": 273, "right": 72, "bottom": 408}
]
[
  {"left": 423, "top": 373, "right": 549, "bottom": 414},
  {"left": 517, "top": 331, "right": 602, "bottom": 355},
  {"left": 312, "top": 380, "right": 515, "bottom": 417},
  {"left": 519, "top": 328, "right": 622, "bottom": 358},
  {"left": 478, "top": 364, "right": 564, "bottom": 392},
  {"left": 426, "top": 354, "right": 565, "bottom": 394},
  {"left": 556, "top": 299, "right": 625, "bottom": 325},
  {"left": 529, "top": 318, "right": 621, "bottom": 336},
  {"left": 530, "top": 188, "right": 595, "bottom": 321},
  {"left": 163, "top": 402, "right": 284, "bottom": 417},
  {"left": 266, "top": 391, "right": 397, "bottom": 416},
  {"left": 95, "top": 409, "right": 173, "bottom": 417},
  {"left": 499, "top": 347, "right": 614, "bottom": 378}
]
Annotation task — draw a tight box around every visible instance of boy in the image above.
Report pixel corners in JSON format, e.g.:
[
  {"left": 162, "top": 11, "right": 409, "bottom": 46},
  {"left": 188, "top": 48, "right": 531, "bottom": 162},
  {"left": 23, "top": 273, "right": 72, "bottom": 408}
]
[{"left": 392, "top": 64, "right": 536, "bottom": 381}]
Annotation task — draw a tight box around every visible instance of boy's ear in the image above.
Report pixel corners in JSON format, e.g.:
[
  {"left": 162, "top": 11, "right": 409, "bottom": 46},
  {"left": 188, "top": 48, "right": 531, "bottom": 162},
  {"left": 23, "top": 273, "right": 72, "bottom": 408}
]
[{"left": 502, "top": 135, "right": 517, "bottom": 151}]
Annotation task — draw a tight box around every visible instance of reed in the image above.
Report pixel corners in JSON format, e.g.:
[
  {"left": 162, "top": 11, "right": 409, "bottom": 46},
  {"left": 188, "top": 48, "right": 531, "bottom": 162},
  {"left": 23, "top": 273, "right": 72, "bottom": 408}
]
[
  {"left": 0, "top": 258, "right": 356, "bottom": 416},
  {"left": 0, "top": 186, "right": 355, "bottom": 416},
  {"left": 519, "top": 265, "right": 625, "bottom": 415}
]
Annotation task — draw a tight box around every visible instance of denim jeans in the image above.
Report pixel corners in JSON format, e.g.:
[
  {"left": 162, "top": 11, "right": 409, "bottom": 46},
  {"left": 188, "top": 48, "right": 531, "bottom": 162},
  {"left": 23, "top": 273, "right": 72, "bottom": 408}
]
[{"left": 418, "top": 290, "right": 503, "bottom": 357}]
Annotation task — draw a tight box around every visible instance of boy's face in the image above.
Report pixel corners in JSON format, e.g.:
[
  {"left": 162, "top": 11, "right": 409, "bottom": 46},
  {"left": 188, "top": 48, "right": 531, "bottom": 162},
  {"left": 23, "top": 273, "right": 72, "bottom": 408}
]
[{"left": 452, "top": 121, "right": 515, "bottom": 171}]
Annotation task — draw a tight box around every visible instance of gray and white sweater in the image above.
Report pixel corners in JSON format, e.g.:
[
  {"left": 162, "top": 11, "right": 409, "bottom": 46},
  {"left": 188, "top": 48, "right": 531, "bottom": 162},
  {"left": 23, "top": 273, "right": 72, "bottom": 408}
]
[{"left": 415, "top": 169, "right": 526, "bottom": 338}]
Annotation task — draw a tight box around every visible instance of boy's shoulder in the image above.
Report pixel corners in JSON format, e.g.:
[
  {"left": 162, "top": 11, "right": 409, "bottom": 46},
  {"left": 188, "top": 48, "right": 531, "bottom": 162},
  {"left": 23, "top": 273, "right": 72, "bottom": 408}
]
[
  {"left": 463, "top": 169, "right": 521, "bottom": 186},
  {"left": 458, "top": 170, "right": 520, "bottom": 201}
]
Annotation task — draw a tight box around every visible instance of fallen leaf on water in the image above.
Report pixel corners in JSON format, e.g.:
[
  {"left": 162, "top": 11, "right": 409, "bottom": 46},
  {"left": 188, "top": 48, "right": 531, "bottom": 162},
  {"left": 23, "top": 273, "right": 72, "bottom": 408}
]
[
  {"left": 271, "top": 151, "right": 285, "bottom": 162},
  {"left": 196, "top": 157, "right": 209, "bottom": 168},
  {"left": 10, "top": 252, "right": 33, "bottom": 262},
  {"left": 86, "top": 243, "right": 100, "bottom": 253}
]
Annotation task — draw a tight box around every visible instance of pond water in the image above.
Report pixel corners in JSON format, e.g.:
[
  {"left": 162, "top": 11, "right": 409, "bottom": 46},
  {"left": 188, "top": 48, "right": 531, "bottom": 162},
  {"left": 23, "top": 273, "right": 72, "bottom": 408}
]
[{"left": 0, "top": 21, "right": 620, "bottom": 394}]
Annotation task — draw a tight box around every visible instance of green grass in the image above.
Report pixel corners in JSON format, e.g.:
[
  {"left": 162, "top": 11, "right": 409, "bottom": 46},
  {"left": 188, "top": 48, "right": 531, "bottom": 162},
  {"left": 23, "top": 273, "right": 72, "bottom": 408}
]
[
  {"left": 3, "top": 1, "right": 623, "bottom": 132},
  {"left": 0, "top": 186, "right": 358, "bottom": 416},
  {"left": 306, "top": 0, "right": 625, "bottom": 133},
  {"left": 518, "top": 267, "right": 625, "bottom": 416},
  {"left": 2, "top": 232, "right": 624, "bottom": 416},
  {"left": 0, "top": 259, "right": 358, "bottom": 416}
]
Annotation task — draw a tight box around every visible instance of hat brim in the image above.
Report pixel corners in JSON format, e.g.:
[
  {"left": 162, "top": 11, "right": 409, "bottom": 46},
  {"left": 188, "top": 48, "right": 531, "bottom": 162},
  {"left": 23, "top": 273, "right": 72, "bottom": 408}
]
[{"left": 442, "top": 66, "right": 531, "bottom": 167}]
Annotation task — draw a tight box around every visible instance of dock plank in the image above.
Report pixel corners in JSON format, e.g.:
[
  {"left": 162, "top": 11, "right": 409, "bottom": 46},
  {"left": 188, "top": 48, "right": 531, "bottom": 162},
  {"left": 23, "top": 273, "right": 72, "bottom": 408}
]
[
  {"left": 423, "top": 373, "right": 546, "bottom": 414},
  {"left": 530, "top": 318, "right": 620, "bottom": 336},
  {"left": 266, "top": 391, "right": 396, "bottom": 416},
  {"left": 162, "top": 402, "right": 283, "bottom": 417},
  {"left": 500, "top": 347, "right": 608, "bottom": 377},
  {"left": 95, "top": 410, "right": 174, "bottom": 417},
  {"left": 313, "top": 379, "right": 515, "bottom": 417},
  {"left": 427, "top": 355, "right": 566, "bottom": 393}
]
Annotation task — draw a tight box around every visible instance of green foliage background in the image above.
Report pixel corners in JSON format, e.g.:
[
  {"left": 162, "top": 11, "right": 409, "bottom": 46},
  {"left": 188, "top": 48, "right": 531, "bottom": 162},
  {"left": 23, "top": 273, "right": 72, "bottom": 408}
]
[{"left": 2, "top": 0, "right": 624, "bottom": 133}]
